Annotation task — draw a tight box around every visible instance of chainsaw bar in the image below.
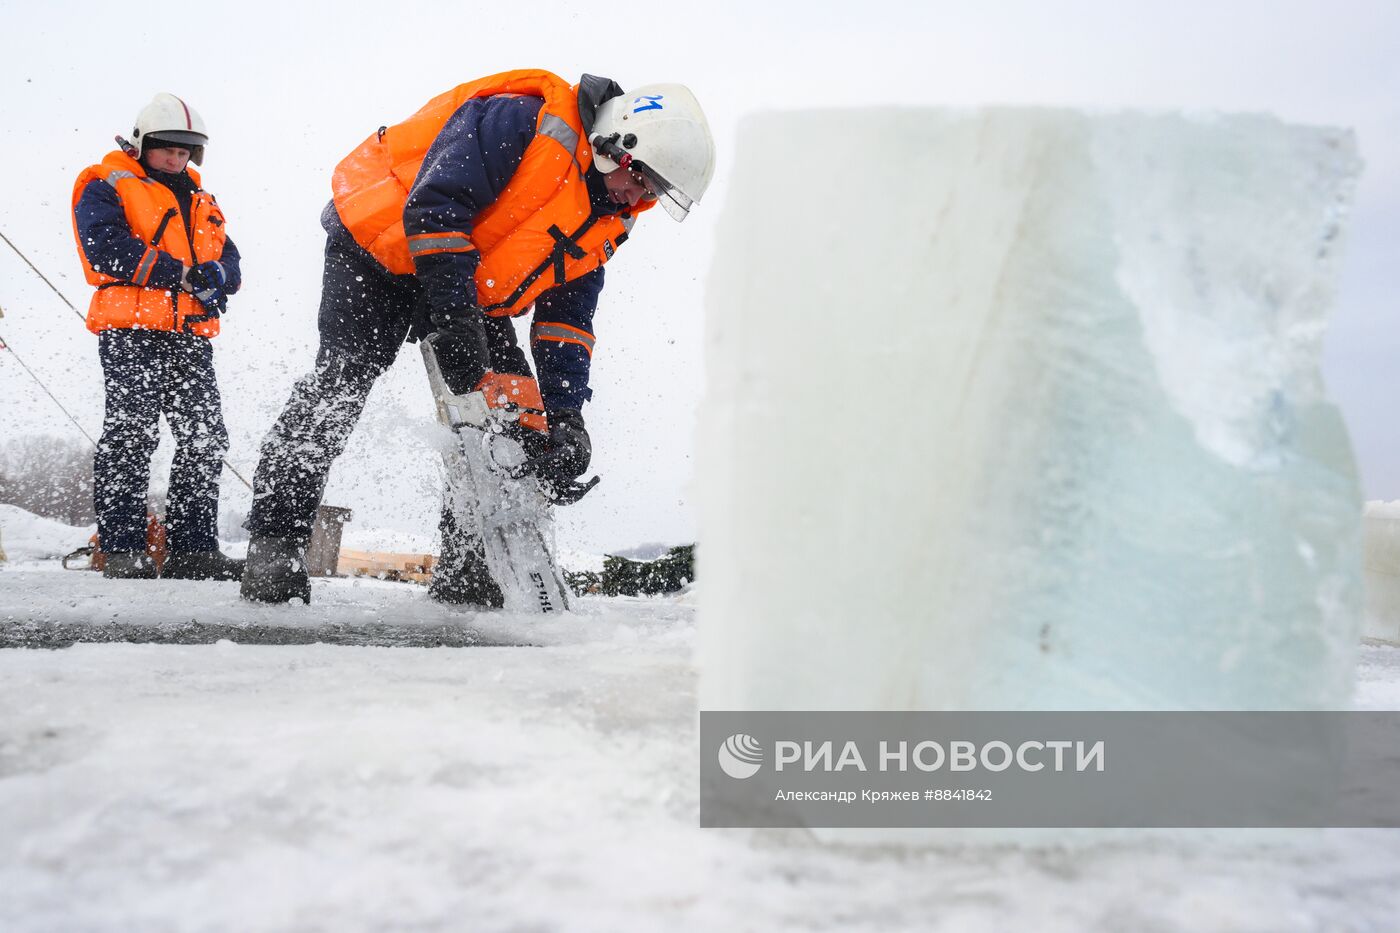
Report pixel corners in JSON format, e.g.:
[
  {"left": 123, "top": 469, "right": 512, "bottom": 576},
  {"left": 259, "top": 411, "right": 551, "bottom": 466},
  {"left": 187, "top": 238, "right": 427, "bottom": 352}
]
[{"left": 422, "top": 338, "right": 571, "bottom": 613}]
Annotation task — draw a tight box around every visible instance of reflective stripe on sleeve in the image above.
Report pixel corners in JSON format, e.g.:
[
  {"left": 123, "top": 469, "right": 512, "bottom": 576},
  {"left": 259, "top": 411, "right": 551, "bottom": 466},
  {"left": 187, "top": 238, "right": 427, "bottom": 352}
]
[
  {"left": 531, "top": 322, "right": 596, "bottom": 355},
  {"left": 407, "top": 233, "right": 476, "bottom": 257},
  {"left": 133, "top": 248, "right": 158, "bottom": 286},
  {"left": 103, "top": 170, "right": 137, "bottom": 187}
]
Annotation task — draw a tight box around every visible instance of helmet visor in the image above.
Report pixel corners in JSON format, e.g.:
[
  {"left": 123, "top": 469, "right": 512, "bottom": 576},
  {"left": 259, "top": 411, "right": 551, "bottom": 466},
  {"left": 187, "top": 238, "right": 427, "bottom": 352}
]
[
  {"left": 633, "top": 161, "right": 694, "bottom": 222},
  {"left": 142, "top": 130, "right": 208, "bottom": 149}
]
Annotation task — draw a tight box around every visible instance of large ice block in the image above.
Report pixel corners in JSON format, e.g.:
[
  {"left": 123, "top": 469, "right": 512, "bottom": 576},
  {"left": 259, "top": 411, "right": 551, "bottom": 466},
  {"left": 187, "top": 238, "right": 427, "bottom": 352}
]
[
  {"left": 1363, "top": 501, "right": 1400, "bottom": 644},
  {"left": 698, "top": 109, "right": 1363, "bottom": 711}
]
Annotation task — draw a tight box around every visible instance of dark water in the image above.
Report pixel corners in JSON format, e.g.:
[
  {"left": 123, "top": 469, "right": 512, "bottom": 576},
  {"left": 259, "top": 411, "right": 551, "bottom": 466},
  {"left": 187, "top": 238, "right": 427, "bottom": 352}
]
[{"left": 0, "top": 619, "right": 532, "bottom": 649}]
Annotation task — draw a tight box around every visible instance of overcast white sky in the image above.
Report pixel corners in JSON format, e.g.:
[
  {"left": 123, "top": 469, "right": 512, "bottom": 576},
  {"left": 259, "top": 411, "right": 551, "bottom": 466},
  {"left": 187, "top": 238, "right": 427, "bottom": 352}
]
[{"left": 1, "top": 0, "right": 1396, "bottom": 554}]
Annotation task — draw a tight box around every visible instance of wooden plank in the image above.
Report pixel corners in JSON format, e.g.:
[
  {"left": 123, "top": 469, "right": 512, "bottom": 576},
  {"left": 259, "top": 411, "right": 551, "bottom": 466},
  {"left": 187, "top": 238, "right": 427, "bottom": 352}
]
[
  {"left": 338, "top": 548, "right": 437, "bottom": 586},
  {"left": 339, "top": 549, "right": 431, "bottom": 568}
]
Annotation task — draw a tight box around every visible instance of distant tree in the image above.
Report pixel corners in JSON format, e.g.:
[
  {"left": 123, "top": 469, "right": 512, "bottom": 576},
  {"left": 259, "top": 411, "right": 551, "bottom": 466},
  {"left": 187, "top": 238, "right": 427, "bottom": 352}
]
[
  {"left": 565, "top": 569, "right": 603, "bottom": 597},
  {"left": 600, "top": 544, "right": 695, "bottom": 597},
  {"left": 0, "top": 434, "right": 97, "bottom": 525}
]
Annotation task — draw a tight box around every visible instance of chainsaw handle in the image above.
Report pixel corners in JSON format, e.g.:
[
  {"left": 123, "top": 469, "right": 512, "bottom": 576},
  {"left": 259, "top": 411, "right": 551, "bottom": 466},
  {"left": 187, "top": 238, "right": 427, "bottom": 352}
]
[
  {"left": 507, "top": 457, "right": 601, "bottom": 505},
  {"left": 544, "top": 474, "right": 601, "bottom": 506}
]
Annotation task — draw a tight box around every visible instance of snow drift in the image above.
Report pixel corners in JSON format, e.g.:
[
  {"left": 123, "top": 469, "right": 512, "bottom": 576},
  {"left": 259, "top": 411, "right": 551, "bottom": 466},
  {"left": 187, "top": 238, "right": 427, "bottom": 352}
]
[
  {"left": 0, "top": 504, "right": 91, "bottom": 566},
  {"left": 698, "top": 109, "right": 1363, "bottom": 711}
]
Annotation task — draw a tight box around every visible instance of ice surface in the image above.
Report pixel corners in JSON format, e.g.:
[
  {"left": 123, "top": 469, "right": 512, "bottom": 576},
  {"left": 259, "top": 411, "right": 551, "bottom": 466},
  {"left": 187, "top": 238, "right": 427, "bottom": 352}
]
[
  {"left": 1, "top": 574, "right": 1399, "bottom": 929},
  {"left": 699, "top": 109, "right": 1363, "bottom": 711}
]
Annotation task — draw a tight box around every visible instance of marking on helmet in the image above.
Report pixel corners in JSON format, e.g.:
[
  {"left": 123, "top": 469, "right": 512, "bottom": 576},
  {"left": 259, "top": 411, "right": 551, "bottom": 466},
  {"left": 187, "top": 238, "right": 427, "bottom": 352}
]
[{"left": 632, "top": 95, "right": 664, "bottom": 113}]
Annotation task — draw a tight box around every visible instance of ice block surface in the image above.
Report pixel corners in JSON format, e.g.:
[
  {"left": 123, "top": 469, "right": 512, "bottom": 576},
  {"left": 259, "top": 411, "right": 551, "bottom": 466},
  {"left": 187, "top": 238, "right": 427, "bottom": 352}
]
[{"left": 698, "top": 109, "right": 1363, "bottom": 711}]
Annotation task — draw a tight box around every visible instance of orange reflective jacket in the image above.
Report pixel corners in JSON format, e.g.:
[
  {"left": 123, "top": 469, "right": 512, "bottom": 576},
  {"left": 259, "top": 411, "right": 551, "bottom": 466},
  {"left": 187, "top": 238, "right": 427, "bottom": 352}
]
[
  {"left": 71, "top": 151, "right": 228, "bottom": 338},
  {"left": 331, "top": 69, "right": 650, "bottom": 317}
]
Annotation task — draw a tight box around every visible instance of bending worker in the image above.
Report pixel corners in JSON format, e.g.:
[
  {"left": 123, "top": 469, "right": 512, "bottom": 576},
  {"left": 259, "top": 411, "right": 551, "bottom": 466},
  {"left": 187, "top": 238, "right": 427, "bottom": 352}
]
[
  {"left": 71, "top": 93, "right": 244, "bottom": 581},
  {"left": 240, "top": 69, "right": 715, "bottom": 604}
]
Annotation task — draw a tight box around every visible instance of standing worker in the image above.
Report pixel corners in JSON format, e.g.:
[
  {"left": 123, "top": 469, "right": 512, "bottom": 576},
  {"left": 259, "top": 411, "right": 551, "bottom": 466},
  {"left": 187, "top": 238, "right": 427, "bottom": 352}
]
[
  {"left": 240, "top": 69, "right": 715, "bottom": 605},
  {"left": 71, "top": 93, "right": 245, "bottom": 580}
]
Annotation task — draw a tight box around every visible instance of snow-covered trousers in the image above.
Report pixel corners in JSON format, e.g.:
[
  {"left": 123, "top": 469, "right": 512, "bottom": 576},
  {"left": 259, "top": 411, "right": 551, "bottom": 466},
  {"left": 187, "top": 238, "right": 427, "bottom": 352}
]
[
  {"left": 245, "top": 236, "right": 416, "bottom": 541},
  {"left": 245, "top": 343, "right": 390, "bottom": 540},
  {"left": 94, "top": 329, "right": 229, "bottom": 553},
  {"left": 246, "top": 234, "right": 530, "bottom": 540}
]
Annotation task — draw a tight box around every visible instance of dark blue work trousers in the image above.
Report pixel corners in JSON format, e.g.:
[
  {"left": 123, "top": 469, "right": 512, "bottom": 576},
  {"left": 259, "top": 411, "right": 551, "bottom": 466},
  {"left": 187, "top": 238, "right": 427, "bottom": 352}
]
[
  {"left": 246, "top": 234, "right": 527, "bottom": 541},
  {"left": 94, "top": 329, "right": 229, "bottom": 553},
  {"left": 245, "top": 235, "right": 418, "bottom": 541}
]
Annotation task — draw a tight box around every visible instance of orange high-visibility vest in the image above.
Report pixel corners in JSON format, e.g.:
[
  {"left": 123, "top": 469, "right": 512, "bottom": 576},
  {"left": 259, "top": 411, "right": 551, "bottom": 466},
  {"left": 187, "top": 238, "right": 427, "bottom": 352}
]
[
  {"left": 331, "top": 69, "right": 650, "bottom": 318},
  {"left": 71, "top": 151, "right": 228, "bottom": 338}
]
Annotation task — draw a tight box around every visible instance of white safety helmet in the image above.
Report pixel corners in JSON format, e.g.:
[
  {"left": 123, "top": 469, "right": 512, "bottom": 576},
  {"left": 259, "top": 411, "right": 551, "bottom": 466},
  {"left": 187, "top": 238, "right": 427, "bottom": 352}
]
[
  {"left": 131, "top": 92, "right": 209, "bottom": 165},
  {"left": 590, "top": 84, "right": 715, "bottom": 222}
]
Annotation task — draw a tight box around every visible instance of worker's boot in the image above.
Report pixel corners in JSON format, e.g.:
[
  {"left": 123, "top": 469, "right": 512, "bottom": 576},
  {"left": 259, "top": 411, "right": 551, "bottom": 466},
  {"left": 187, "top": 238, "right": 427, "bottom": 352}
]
[
  {"left": 429, "top": 508, "right": 504, "bottom": 608},
  {"left": 163, "top": 550, "right": 246, "bottom": 582},
  {"left": 103, "top": 551, "right": 158, "bottom": 580},
  {"left": 240, "top": 536, "right": 311, "bottom": 604}
]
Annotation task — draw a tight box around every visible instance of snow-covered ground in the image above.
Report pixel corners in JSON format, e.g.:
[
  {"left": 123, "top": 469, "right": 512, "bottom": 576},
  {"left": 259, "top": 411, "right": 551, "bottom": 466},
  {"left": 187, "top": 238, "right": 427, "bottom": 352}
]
[{"left": 3, "top": 510, "right": 1400, "bottom": 930}]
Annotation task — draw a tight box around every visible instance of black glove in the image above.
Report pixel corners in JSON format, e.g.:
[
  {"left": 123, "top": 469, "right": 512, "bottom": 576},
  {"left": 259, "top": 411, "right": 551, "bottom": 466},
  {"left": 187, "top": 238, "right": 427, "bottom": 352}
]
[
  {"left": 428, "top": 309, "right": 491, "bottom": 396},
  {"left": 186, "top": 260, "right": 226, "bottom": 292},
  {"left": 194, "top": 288, "right": 227, "bottom": 315},
  {"left": 429, "top": 303, "right": 483, "bottom": 339},
  {"left": 184, "top": 261, "right": 228, "bottom": 315},
  {"left": 533, "top": 408, "right": 591, "bottom": 484},
  {"left": 514, "top": 409, "right": 600, "bottom": 504}
]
